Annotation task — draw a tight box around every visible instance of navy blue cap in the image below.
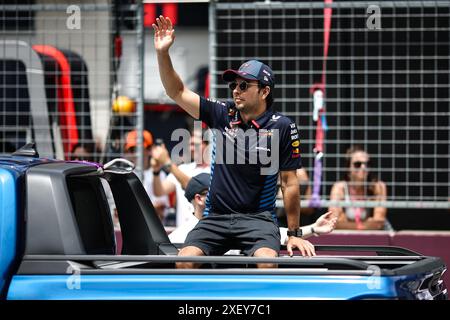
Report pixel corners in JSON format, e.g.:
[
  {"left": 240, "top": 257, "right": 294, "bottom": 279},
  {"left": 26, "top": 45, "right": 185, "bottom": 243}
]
[
  {"left": 184, "top": 173, "right": 211, "bottom": 202},
  {"left": 222, "top": 60, "right": 275, "bottom": 88}
]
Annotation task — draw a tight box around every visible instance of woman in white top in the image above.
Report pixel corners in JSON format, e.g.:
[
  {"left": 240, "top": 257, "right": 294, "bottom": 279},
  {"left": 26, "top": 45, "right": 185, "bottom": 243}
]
[{"left": 329, "top": 145, "right": 391, "bottom": 230}]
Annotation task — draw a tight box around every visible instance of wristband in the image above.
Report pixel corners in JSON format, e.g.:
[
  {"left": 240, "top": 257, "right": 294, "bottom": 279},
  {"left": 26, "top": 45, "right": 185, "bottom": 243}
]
[
  {"left": 162, "top": 162, "right": 172, "bottom": 174},
  {"left": 287, "top": 228, "right": 303, "bottom": 237}
]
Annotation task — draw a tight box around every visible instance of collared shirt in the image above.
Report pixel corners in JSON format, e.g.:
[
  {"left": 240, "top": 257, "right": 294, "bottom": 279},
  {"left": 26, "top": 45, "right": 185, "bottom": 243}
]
[{"left": 198, "top": 96, "right": 302, "bottom": 218}]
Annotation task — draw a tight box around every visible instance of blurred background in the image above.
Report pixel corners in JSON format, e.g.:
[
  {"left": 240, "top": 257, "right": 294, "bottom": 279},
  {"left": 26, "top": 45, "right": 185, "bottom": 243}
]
[{"left": 1, "top": 0, "right": 449, "bottom": 231}]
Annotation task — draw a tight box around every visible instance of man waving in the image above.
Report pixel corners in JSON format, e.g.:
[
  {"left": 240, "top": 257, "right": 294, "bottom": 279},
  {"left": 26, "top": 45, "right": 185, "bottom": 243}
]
[{"left": 153, "top": 16, "right": 321, "bottom": 268}]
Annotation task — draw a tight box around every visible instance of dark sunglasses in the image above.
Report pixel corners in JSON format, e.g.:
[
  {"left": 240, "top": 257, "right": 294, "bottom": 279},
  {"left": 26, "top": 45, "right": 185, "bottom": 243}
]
[
  {"left": 352, "top": 161, "right": 369, "bottom": 168},
  {"left": 229, "top": 81, "right": 259, "bottom": 91}
]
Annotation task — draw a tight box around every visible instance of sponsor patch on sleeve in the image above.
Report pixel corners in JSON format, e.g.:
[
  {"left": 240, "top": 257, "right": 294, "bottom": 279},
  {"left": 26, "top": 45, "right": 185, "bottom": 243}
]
[{"left": 286, "top": 122, "right": 301, "bottom": 159}]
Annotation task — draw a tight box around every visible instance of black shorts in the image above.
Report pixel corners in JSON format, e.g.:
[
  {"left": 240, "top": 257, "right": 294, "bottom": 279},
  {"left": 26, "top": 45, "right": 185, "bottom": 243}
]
[{"left": 183, "top": 211, "right": 281, "bottom": 256}]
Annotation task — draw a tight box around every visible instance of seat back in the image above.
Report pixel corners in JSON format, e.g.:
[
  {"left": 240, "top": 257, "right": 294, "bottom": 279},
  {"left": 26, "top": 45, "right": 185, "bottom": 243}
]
[
  {"left": 106, "top": 172, "right": 178, "bottom": 255},
  {"left": 26, "top": 162, "right": 115, "bottom": 255},
  {"left": 67, "top": 176, "right": 116, "bottom": 254}
]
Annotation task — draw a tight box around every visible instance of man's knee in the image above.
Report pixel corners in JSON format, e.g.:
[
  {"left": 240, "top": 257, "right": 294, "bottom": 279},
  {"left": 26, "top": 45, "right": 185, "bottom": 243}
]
[
  {"left": 176, "top": 245, "right": 205, "bottom": 269},
  {"left": 253, "top": 247, "right": 278, "bottom": 269}
]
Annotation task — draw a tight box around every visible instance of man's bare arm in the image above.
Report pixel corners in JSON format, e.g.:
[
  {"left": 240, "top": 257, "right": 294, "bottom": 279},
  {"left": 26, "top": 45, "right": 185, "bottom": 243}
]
[
  {"left": 167, "top": 163, "right": 191, "bottom": 190},
  {"left": 151, "top": 157, "right": 176, "bottom": 196},
  {"left": 152, "top": 173, "right": 176, "bottom": 196},
  {"left": 153, "top": 16, "right": 200, "bottom": 119},
  {"left": 280, "top": 170, "right": 301, "bottom": 231},
  {"left": 281, "top": 170, "right": 316, "bottom": 257}
]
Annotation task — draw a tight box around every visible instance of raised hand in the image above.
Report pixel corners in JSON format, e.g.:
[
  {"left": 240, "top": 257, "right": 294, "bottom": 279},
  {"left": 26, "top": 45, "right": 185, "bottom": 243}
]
[
  {"left": 312, "top": 211, "right": 337, "bottom": 235},
  {"left": 150, "top": 157, "right": 162, "bottom": 173},
  {"left": 152, "top": 15, "right": 175, "bottom": 52},
  {"left": 152, "top": 144, "right": 171, "bottom": 166}
]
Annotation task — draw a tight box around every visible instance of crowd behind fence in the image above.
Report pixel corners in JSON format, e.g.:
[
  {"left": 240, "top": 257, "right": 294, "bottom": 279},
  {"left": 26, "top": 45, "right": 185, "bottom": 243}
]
[
  {"left": 0, "top": 1, "right": 449, "bottom": 210},
  {"left": 210, "top": 0, "right": 450, "bottom": 209}
]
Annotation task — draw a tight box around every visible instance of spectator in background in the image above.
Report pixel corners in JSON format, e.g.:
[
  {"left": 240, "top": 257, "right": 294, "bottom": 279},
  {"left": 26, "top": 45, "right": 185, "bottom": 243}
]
[
  {"left": 70, "top": 142, "right": 119, "bottom": 228},
  {"left": 124, "top": 129, "right": 170, "bottom": 222},
  {"left": 70, "top": 142, "right": 95, "bottom": 162},
  {"left": 329, "top": 145, "right": 392, "bottom": 230},
  {"left": 168, "top": 173, "right": 210, "bottom": 243},
  {"left": 170, "top": 173, "right": 337, "bottom": 245},
  {"left": 152, "top": 129, "right": 211, "bottom": 227}
]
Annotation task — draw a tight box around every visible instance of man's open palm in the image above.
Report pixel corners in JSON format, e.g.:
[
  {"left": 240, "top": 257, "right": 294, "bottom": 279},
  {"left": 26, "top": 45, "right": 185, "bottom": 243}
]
[{"left": 152, "top": 15, "right": 175, "bottom": 52}]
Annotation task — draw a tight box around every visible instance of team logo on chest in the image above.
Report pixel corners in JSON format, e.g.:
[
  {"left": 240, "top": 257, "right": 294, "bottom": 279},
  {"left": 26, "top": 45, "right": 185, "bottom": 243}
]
[
  {"left": 224, "top": 126, "right": 239, "bottom": 140},
  {"left": 258, "top": 128, "right": 274, "bottom": 137}
]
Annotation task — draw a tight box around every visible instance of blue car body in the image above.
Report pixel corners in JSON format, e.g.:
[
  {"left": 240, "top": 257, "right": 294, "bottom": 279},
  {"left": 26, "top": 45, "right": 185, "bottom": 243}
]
[
  {"left": 0, "top": 149, "right": 447, "bottom": 300},
  {"left": 8, "top": 274, "right": 400, "bottom": 300}
]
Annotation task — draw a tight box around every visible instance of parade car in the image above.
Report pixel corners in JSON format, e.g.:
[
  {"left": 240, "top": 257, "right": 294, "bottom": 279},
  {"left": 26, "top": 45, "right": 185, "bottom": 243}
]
[{"left": 0, "top": 144, "right": 447, "bottom": 300}]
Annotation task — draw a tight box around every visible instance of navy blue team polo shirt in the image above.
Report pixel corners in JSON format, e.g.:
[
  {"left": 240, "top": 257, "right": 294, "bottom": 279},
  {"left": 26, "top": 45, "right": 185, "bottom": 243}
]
[{"left": 198, "top": 96, "right": 302, "bottom": 218}]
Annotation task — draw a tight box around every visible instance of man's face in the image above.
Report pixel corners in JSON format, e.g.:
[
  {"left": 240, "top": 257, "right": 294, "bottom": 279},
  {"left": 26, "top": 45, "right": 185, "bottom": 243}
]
[
  {"left": 72, "top": 146, "right": 90, "bottom": 161},
  {"left": 230, "top": 78, "right": 263, "bottom": 111},
  {"left": 124, "top": 146, "right": 153, "bottom": 169},
  {"left": 193, "top": 190, "right": 208, "bottom": 220},
  {"left": 190, "top": 133, "right": 208, "bottom": 160}
]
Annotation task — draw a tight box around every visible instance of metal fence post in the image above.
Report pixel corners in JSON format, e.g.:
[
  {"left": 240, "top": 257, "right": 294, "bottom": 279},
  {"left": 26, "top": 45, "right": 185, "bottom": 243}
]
[{"left": 135, "top": 1, "right": 145, "bottom": 180}]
